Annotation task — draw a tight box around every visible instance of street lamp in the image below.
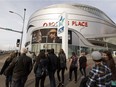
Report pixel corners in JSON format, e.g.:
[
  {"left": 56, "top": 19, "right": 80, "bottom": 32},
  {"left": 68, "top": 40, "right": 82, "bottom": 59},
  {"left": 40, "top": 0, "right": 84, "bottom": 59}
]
[{"left": 9, "top": 8, "right": 26, "bottom": 52}]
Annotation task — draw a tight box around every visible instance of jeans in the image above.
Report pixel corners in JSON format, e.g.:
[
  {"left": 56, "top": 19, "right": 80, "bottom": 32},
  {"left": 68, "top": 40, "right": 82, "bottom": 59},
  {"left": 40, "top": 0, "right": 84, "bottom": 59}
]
[
  {"left": 35, "top": 75, "right": 46, "bottom": 87},
  {"left": 57, "top": 68, "right": 65, "bottom": 84},
  {"left": 48, "top": 70, "right": 56, "bottom": 87},
  {"left": 11, "top": 76, "right": 27, "bottom": 87},
  {"left": 69, "top": 66, "right": 77, "bottom": 81},
  {"left": 79, "top": 67, "right": 86, "bottom": 77},
  {"left": 6, "top": 75, "right": 12, "bottom": 87}
]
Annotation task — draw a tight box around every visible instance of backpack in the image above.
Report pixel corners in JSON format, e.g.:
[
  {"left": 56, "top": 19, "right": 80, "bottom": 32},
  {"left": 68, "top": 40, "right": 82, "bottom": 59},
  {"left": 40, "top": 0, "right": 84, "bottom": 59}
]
[
  {"left": 71, "top": 56, "right": 78, "bottom": 68},
  {"left": 35, "top": 59, "right": 48, "bottom": 77},
  {"left": 59, "top": 53, "right": 66, "bottom": 68}
]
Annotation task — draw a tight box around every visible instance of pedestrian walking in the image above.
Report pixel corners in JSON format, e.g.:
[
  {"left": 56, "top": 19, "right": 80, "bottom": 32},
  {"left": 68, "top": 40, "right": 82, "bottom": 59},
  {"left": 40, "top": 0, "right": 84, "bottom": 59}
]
[
  {"left": 79, "top": 51, "right": 87, "bottom": 77},
  {"left": 102, "top": 50, "right": 116, "bottom": 87},
  {"left": 47, "top": 48, "right": 58, "bottom": 87},
  {"left": 26, "top": 48, "right": 37, "bottom": 66},
  {"left": 34, "top": 50, "right": 48, "bottom": 87},
  {"left": 69, "top": 52, "right": 78, "bottom": 83},
  {"left": 32, "top": 52, "right": 36, "bottom": 65},
  {"left": 5, "top": 48, "right": 32, "bottom": 87},
  {"left": 86, "top": 51, "right": 112, "bottom": 87},
  {"left": 0, "top": 52, "right": 17, "bottom": 87},
  {"left": 57, "top": 49, "right": 67, "bottom": 86}
]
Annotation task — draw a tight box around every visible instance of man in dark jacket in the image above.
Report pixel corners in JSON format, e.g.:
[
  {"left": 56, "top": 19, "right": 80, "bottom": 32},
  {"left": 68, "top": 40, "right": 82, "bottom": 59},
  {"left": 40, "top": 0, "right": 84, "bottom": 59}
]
[
  {"left": 5, "top": 48, "right": 32, "bottom": 87},
  {"left": 48, "top": 48, "right": 58, "bottom": 87},
  {"left": 79, "top": 51, "right": 87, "bottom": 77}
]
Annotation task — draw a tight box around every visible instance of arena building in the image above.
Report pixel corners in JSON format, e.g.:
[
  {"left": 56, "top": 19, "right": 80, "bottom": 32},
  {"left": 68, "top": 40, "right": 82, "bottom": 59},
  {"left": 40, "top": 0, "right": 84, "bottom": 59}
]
[{"left": 25, "top": 4, "right": 116, "bottom": 57}]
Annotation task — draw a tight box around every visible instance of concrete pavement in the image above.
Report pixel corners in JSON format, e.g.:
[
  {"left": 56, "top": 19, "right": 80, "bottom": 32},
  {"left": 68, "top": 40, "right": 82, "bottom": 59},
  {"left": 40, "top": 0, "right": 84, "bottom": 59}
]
[
  {"left": 0, "top": 54, "right": 93, "bottom": 87},
  {"left": 1, "top": 54, "right": 113, "bottom": 87},
  {"left": 25, "top": 58, "right": 94, "bottom": 87}
]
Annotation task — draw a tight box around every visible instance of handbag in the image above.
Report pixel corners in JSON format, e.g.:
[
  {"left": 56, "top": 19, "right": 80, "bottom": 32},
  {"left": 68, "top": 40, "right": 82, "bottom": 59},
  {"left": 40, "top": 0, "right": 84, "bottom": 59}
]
[{"left": 70, "top": 56, "right": 78, "bottom": 68}]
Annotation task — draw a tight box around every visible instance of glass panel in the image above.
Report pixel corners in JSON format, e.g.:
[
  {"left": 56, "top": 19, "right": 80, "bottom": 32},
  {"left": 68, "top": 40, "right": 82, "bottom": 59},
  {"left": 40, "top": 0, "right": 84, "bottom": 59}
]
[
  {"left": 56, "top": 44, "right": 61, "bottom": 54},
  {"left": 48, "top": 44, "right": 52, "bottom": 49},
  {"left": 51, "top": 44, "right": 56, "bottom": 54}
]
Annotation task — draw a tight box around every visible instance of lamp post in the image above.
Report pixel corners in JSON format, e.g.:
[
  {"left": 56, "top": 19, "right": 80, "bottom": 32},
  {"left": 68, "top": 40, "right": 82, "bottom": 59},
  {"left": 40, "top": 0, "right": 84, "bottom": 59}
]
[{"left": 9, "top": 8, "right": 26, "bottom": 52}]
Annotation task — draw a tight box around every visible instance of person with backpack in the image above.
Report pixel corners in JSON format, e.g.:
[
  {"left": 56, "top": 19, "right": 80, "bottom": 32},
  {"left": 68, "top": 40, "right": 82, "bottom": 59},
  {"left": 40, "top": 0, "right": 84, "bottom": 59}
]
[
  {"left": 0, "top": 52, "right": 17, "bottom": 87},
  {"left": 34, "top": 50, "right": 48, "bottom": 87},
  {"left": 86, "top": 51, "right": 112, "bottom": 87},
  {"left": 47, "top": 48, "right": 58, "bottom": 87},
  {"left": 79, "top": 51, "right": 87, "bottom": 77},
  {"left": 69, "top": 52, "right": 78, "bottom": 83},
  {"left": 57, "top": 49, "right": 67, "bottom": 86}
]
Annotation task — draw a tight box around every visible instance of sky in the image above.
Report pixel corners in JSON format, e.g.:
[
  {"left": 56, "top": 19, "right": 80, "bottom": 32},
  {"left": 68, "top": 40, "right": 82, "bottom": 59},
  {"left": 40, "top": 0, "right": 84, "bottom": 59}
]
[{"left": 0, "top": 0, "right": 116, "bottom": 50}]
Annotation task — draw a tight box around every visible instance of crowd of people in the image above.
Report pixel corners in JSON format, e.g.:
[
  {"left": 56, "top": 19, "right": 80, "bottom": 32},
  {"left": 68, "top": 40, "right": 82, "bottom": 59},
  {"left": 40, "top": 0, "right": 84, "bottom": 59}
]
[{"left": 0, "top": 48, "right": 116, "bottom": 87}]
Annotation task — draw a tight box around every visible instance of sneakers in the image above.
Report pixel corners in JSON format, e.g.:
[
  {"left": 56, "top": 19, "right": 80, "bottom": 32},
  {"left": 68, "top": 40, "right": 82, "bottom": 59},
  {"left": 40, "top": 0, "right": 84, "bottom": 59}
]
[{"left": 69, "top": 79, "right": 72, "bottom": 81}]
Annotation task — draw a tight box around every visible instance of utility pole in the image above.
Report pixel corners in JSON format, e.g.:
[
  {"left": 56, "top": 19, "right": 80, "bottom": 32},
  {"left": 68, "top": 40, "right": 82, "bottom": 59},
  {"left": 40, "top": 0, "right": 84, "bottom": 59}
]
[{"left": 9, "top": 8, "right": 26, "bottom": 52}]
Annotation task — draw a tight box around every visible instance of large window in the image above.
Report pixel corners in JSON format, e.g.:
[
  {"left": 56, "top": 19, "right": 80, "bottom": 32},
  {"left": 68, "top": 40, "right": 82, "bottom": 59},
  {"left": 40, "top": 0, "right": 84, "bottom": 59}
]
[
  {"left": 32, "top": 28, "right": 72, "bottom": 44},
  {"left": 32, "top": 43, "right": 61, "bottom": 55}
]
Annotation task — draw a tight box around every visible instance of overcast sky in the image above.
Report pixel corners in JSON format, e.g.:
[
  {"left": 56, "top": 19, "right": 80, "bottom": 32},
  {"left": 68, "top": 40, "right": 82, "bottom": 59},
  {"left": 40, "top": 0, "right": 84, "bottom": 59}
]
[{"left": 0, "top": 0, "right": 116, "bottom": 50}]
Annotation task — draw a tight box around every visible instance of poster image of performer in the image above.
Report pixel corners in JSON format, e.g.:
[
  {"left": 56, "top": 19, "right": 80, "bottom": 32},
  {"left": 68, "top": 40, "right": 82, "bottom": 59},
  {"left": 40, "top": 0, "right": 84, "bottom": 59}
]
[
  {"left": 32, "top": 28, "right": 72, "bottom": 44},
  {"left": 32, "top": 30, "right": 42, "bottom": 43},
  {"left": 47, "top": 29, "right": 61, "bottom": 43}
]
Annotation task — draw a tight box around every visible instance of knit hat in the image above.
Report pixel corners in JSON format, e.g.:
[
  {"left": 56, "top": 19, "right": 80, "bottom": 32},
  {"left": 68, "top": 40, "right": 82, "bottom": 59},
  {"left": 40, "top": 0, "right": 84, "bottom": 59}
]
[{"left": 91, "top": 51, "right": 102, "bottom": 60}]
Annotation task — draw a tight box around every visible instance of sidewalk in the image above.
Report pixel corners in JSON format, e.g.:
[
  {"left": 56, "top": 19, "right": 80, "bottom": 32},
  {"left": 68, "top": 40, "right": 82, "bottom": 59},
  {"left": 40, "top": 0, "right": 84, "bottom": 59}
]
[
  {"left": 0, "top": 54, "right": 9, "bottom": 63},
  {"left": 25, "top": 58, "right": 93, "bottom": 87},
  {"left": 25, "top": 67, "right": 85, "bottom": 87}
]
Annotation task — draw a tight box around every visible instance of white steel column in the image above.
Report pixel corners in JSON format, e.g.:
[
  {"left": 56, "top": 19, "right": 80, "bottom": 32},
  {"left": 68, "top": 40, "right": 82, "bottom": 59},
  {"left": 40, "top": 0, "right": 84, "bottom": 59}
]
[{"left": 57, "top": 12, "right": 68, "bottom": 58}]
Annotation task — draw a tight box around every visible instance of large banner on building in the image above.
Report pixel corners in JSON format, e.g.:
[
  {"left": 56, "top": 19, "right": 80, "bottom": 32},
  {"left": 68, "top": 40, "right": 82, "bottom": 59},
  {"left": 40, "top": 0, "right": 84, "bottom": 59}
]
[{"left": 32, "top": 28, "right": 72, "bottom": 44}]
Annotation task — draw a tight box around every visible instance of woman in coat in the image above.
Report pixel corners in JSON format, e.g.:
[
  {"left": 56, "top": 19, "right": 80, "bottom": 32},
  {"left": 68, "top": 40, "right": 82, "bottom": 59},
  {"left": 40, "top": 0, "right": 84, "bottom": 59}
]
[
  {"left": 34, "top": 50, "right": 48, "bottom": 87},
  {"left": 57, "top": 49, "right": 67, "bottom": 86},
  {"left": 102, "top": 50, "right": 116, "bottom": 87}
]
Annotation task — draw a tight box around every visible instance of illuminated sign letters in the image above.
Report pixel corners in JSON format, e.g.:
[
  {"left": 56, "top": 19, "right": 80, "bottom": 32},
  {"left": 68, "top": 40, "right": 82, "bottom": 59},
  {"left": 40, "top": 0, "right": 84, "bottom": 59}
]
[{"left": 43, "top": 21, "right": 88, "bottom": 27}]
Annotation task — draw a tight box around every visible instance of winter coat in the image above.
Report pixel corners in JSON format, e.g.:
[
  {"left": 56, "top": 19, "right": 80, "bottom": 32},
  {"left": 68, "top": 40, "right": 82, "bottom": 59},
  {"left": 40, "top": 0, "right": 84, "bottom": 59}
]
[
  {"left": 5, "top": 54, "right": 32, "bottom": 80},
  {"left": 0, "top": 57, "right": 14, "bottom": 75},
  {"left": 79, "top": 56, "right": 87, "bottom": 68},
  {"left": 34, "top": 58, "right": 48, "bottom": 77},
  {"left": 47, "top": 53, "right": 58, "bottom": 72}
]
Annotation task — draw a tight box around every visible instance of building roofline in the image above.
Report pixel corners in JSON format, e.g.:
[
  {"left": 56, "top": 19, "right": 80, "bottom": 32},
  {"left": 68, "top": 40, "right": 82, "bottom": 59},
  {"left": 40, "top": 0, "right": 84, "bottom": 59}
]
[{"left": 29, "top": 3, "right": 115, "bottom": 25}]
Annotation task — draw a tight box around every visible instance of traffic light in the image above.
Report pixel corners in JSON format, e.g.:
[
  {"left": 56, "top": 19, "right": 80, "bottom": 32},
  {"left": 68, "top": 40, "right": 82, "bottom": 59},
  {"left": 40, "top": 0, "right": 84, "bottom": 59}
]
[
  {"left": 16, "top": 39, "right": 20, "bottom": 47},
  {"left": 16, "top": 44, "right": 19, "bottom": 47}
]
